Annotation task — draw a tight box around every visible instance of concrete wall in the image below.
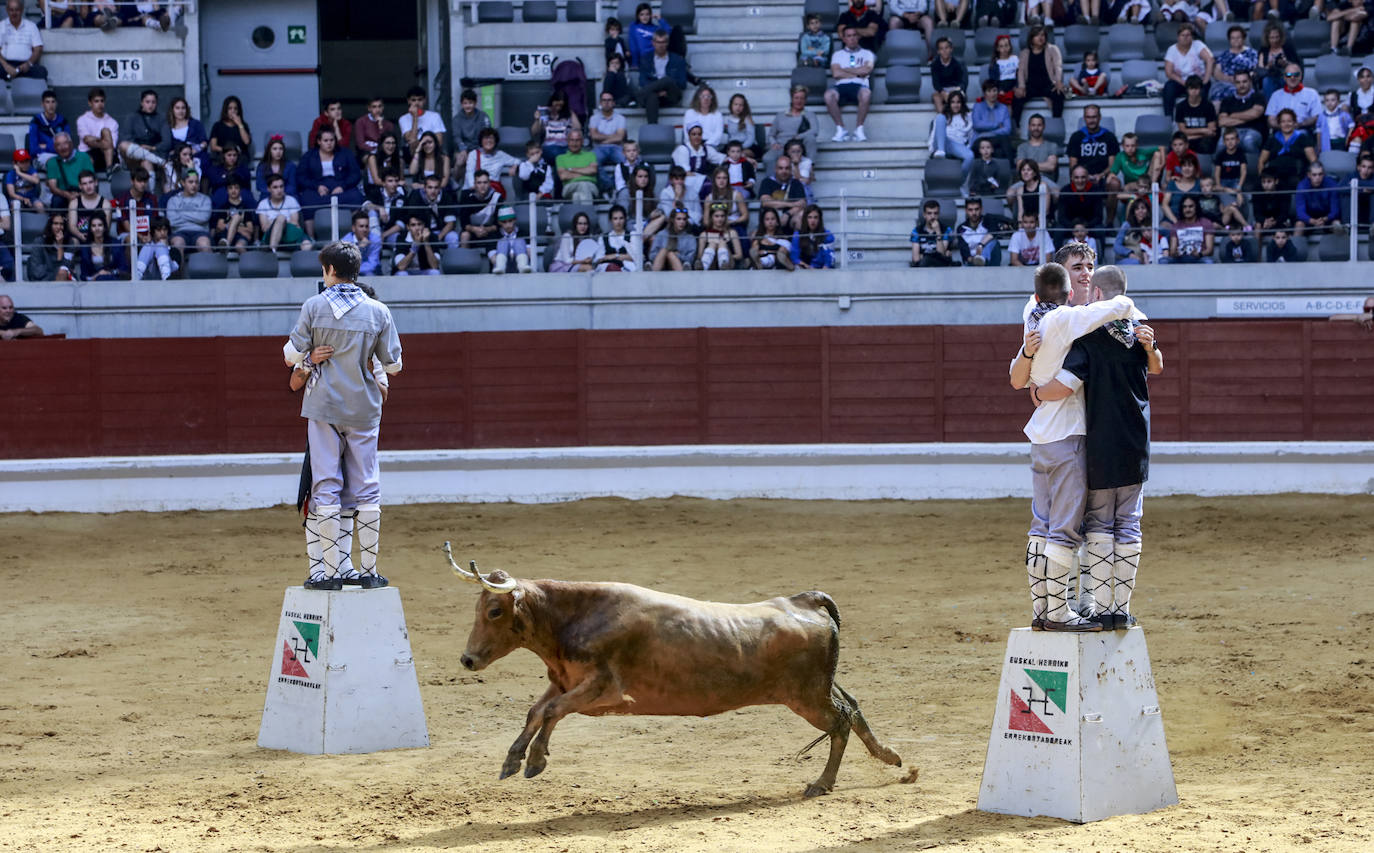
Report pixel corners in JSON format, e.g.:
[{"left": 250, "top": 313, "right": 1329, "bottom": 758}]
[{"left": 5, "top": 263, "right": 1370, "bottom": 340}]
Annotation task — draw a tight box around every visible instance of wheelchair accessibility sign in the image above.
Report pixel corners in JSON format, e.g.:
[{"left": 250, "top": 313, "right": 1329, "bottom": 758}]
[
  {"left": 96, "top": 57, "right": 143, "bottom": 81},
  {"left": 507, "top": 52, "right": 554, "bottom": 79}
]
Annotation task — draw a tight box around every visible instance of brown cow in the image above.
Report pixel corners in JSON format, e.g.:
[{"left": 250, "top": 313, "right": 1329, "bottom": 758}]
[{"left": 444, "top": 543, "right": 903, "bottom": 797}]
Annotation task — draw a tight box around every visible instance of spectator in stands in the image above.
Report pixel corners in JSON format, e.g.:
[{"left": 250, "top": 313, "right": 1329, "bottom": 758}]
[
  {"left": 206, "top": 143, "right": 251, "bottom": 195},
  {"left": 309, "top": 98, "right": 352, "bottom": 151},
  {"left": 1264, "top": 226, "right": 1299, "bottom": 261},
  {"left": 1218, "top": 225, "right": 1256, "bottom": 262},
  {"left": 0, "top": 0, "right": 46, "bottom": 81},
  {"left": 556, "top": 129, "right": 599, "bottom": 203},
  {"left": 83, "top": 2, "right": 121, "bottom": 31},
  {"left": 697, "top": 204, "right": 743, "bottom": 270},
  {"left": 887, "top": 0, "right": 933, "bottom": 50},
  {"left": 210, "top": 177, "right": 257, "bottom": 253},
  {"left": 1213, "top": 127, "right": 1247, "bottom": 189},
  {"left": 724, "top": 95, "right": 760, "bottom": 160},
  {"left": 166, "top": 170, "right": 211, "bottom": 254},
  {"left": 1251, "top": 168, "right": 1293, "bottom": 235},
  {"left": 1025, "top": 0, "right": 1080, "bottom": 24},
  {"left": 256, "top": 174, "right": 310, "bottom": 252},
  {"left": 644, "top": 165, "right": 701, "bottom": 239},
  {"left": 297, "top": 128, "right": 365, "bottom": 239},
  {"left": 134, "top": 217, "right": 176, "bottom": 279},
  {"left": 605, "top": 17, "right": 630, "bottom": 65},
  {"left": 550, "top": 210, "right": 597, "bottom": 272},
  {"left": 622, "top": 162, "right": 657, "bottom": 221},
  {"left": 798, "top": 13, "right": 830, "bottom": 68},
  {"left": 1327, "top": 0, "right": 1367, "bottom": 55},
  {"left": 672, "top": 123, "right": 723, "bottom": 196},
  {"left": 394, "top": 214, "right": 441, "bottom": 275},
  {"left": 1218, "top": 69, "right": 1268, "bottom": 154},
  {"left": 967, "top": 138, "right": 1003, "bottom": 196},
  {"left": 1013, "top": 25, "right": 1064, "bottom": 125},
  {"left": 720, "top": 141, "right": 756, "bottom": 199},
  {"left": 121, "top": 2, "right": 173, "bottom": 31},
  {"left": 1158, "top": 0, "right": 1201, "bottom": 23},
  {"left": 352, "top": 96, "right": 395, "bottom": 164},
  {"left": 451, "top": 89, "right": 491, "bottom": 177},
  {"left": 637, "top": 30, "right": 687, "bottom": 125},
  {"left": 681, "top": 86, "right": 724, "bottom": 149},
  {"left": 1259, "top": 107, "right": 1317, "bottom": 188},
  {"left": 936, "top": 0, "right": 971, "bottom": 26},
  {"left": 1351, "top": 66, "right": 1374, "bottom": 118},
  {"left": 1352, "top": 154, "right": 1374, "bottom": 224},
  {"left": 1057, "top": 165, "right": 1107, "bottom": 240},
  {"left": 826, "top": 26, "right": 875, "bottom": 143},
  {"left": 757, "top": 155, "right": 807, "bottom": 230},
  {"left": 1267, "top": 64, "right": 1321, "bottom": 131},
  {"left": 1254, "top": 22, "right": 1298, "bottom": 101},
  {"left": 972, "top": 79, "right": 1013, "bottom": 160},
  {"left": 611, "top": 139, "right": 644, "bottom": 204},
  {"left": 768, "top": 85, "right": 820, "bottom": 164},
  {"left": 27, "top": 213, "right": 76, "bottom": 281},
  {"left": 1163, "top": 153, "right": 1202, "bottom": 221},
  {"left": 1007, "top": 157, "right": 1059, "bottom": 220},
  {"left": 27, "top": 89, "right": 68, "bottom": 167},
  {"left": 975, "top": 0, "right": 1019, "bottom": 24},
  {"left": 1316, "top": 89, "right": 1354, "bottom": 152},
  {"left": 1066, "top": 104, "right": 1120, "bottom": 200},
  {"left": 985, "top": 34, "right": 1018, "bottom": 102},
  {"left": 1008, "top": 211, "right": 1054, "bottom": 265},
  {"left": 408, "top": 131, "right": 451, "bottom": 191},
  {"left": 1294, "top": 160, "right": 1345, "bottom": 236},
  {"left": 79, "top": 214, "right": 125, "bottom": 280},
  {"left": 603, "top": 54, "right": 633, "bottom": 107},
  {"left": 490, "top": 206, "right": 534, "bottom": 274},
  {"left": 1114, "top": 198, "right": 1158, "bottom": 264},
  {"left": 1017, "top": 113, "right": 1059, "bottom": 176},
  {"left": 457, "top": 170, "right": 501, "bottom": 251},
  {"left": 784, "top": 138, "right": 815, "bottom": 203},
  {"left": 1348, "top": 106, "right": 1374, "bottom": 156},
  {"left": 514, "top": 138, "right": 554, "bottom": 198},
  {"left": 366, "top": 170, "right": 408, "bottom": 245},
  {"left": 162, "top": 143, "right": 199, "bottom": 195},
  {"left": 1166, "top": 195, "right": 1214, "bottom": 261},
  {"left": 366, "top": 129, "right": 405, "bottom": 191},
  {"left": 208, "top": 96, "right": 252, "bottom": 162},
  {"left": 531, "top": 91, "right": 581, "bottom": 163},
  {"left": 67, "top": 169, "right": 111, "bottom": 244},
  {"left": 400, "top": 86, "right": 446, "bottom": 155},
  {"left": 0, "top": 294, "right": 42, "bottom": 338},
  {"left": 256, "top": 135, "right": 298, "bottom": 197},
  {"left": 406, "top": 171, "right": 458, "bottom": 247},
  {"left": 701, "top": 164, "right": 750, "bottom": 236},
  {"left": 459, "top": 127, "right": 515, "bottom": 193},
  {"left": 931, "top": 89, "right": 976, "bottom": 176},
  {"left": 1162, "top": 131, "right": 1194, "bottom": 177},
  {"left": 589, "top": 91, "right": 628, "bottom": 191},
  {"left": 39, "top": 0, "right": 81, "bottom": 28},
  {"left": 343, "top": 209, "right": 382, "bottom": 277},
  {"left": 590, "top": 204, "right": 635, "bottom": 272},
  {"left": 1070, "top": 50, "right": 1108, "bottom": 98},
  {"left": 1197, "top": 174, "right": 1247, "bottom": 228},
  {"left": 1110, "top": 132, "right": 1163, "bottom": 216},
  {"left": 627, "top": 3, "right": 667, "bottom": 69},
  {"left": 119, "top": 90, "right": 170, "bottom": 173},
  {"left": 112, "top": 167, "right": 155, "bottom": 243},
  {"left": 928, "top": 36, "right": 968, "bottom": 115},
  {"left": 957, "top": 196, "right": 1002, "bottom": 266},
  {"left": 650, "top": 207, "right": 696, "bottom": 271},
  {"left": 1211, "top": 25, "right": 1258, "bottom": 107},
  {"left": 76, "top": 88, "right": 119, "bottom": 174},
  {"left": 1068, "top": 220, "right": 1100, "bottom": 255},
  {"left": 46, "top": 133, "right": 94, "bottom": 205},
  {"left": 791, "top": 204, "right": 834, "bottom": 269},
  {"left": 837, "top": 0, "right": 885, "bottom": 52},
  {"left": 163, "top": 97, "right": 207, "bottom": 167},
  {"left": 750, "top": 207, "right": 793, "bottom": 270},
  {"left": 1101, "top": 0, "right": 1150, "bottom": 23},
  {"left": 6, "top": 149, "right": 43, "bottom": 212},
  {"left": 1175, "top": 75, "right": 1220, "bottom": 154},
  {"left": 1163, "top": 24, "right": 1213, "bottom": 119}
]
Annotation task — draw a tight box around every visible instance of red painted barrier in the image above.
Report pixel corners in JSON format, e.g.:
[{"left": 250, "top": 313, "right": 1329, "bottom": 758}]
[{"left": 3, "top": 321, "right": 1372, "bottom": 459}]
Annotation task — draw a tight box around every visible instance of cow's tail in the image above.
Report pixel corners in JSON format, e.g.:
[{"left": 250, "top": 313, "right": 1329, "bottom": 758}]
[{"left": 794, "top": 590, "right": 840, "bottom": 629}]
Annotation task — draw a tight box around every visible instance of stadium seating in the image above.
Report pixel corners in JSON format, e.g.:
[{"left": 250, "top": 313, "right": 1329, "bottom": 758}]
[
  {"left": 1134, "top": 114, "right": 1175, "bottom": 149},
  {"left": 237, "top": 250, "right": 281, "bottom": 278},
  {"left": 312, "top": 207, "right": 350, "bottom": 241},
  {"left": 803, "top": 0, "right": 838, "bottom": 32},
  {"left": 289, "top": 249, "right": 321, "bottom": 277},
  {"left": 1317, "top": 233, "right": 1351, "bottom": 263},
  {"left": 1062, "top": 24, "right": 1099, "bottom": 64},
  {"left": 1246, "top": 20, "right": 1267, "bottom": 50},
  {"left": 884, "top": 66, "right": 923, "bottom": 104},
  {"left": 1153, "top": 20, "right": 1184, "bottom": 55},
  {"left": 185, "top": 251, "right": 229, "bottom": 279},
  {"left": 1121, "top": 59, "right": 1162, "bottom": 89},
  {"left": 441, "top": 246, "right": 487, "bottom": 274},
  {"left": 108, "top": 168, "right": 132, "bottom": 198},
  {"left": 881, "top": 30, "right": 925, "bottom": 67},
  {"left": 496, "top": 126, "right": 529, "bottom": 158},
  {"left": 477, "top": 1, "right": 515, "bottom": 23},
  {"left": 11, "top": 78, "right": 45, "bottom": 116},
  {"left": 1320, "top": 149, "right": 1357, "bottom": 182},
  {"left": 1105, "top": 24, "right": 1149, "bottom": 60},
  {"left": 0, "top": 132, "right": 15, "bottom": 172},
  {"left": 789, "top": 66, "right": 828, "bottom": 107},
  {"left": 660, "top": 0, "right": 696, "bottom": 35},
  {"left": 923, "top": 158, "right": 964, "bottom": 197},
  {"left": 566, "top": 0, "right": 597, "bottom": 22},
  {"left": 1314, "top": 54, "right": 1353, "bottom": 93},
  {"left": 637, "top": 123, "right": 677, "bottom": 165},
  {"left": 1290, "top": 20, "right": 1328, "bottom": 58},
  {"left": 522, "top": 1, "right": 557, "bottom": 22},
  {"left": 971, "top": 29, "right": 999, "bottom": 67}
]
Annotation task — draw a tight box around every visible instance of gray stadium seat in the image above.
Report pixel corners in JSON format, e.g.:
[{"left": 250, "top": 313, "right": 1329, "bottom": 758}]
[
  {"left": 1204, "top": 20, "right": 1232, "bottom": 53},
  {"left": 477, "top": 1, "right": 515, "bottom": 22},
  {"left": 290, "top": 249, "right": 322, "bottom": 277},
  {"left": 1291, "top": 20, "right": 1328, "bottom": 58},
  {"left": 18, "top": 210, "right": 46, "bottom": 241},
  {"left": 1134, "top": 113, "right": 1175, "bottom": 148},
  {"left": 660, "top": 0, "right": 695, "bottom": 35},
  {"left": 0, "top": 86, "right": 13, "bottom": 118},
  {"left": 261, "top": 130, "right": 303, "bottom": 162},
  {"left": 496, "top": 126, "right": 528, "bottom": 158},
  {"left": 789, "top": 65, "right": 829, "bottom": 107},
  {"left": 566, "top": 0, "right": 598, "bottom": 21},
  {"left": 1041, "top": 115, "right": 1066, "bottom": 145},
  {"left": 1062, "top": 24, "right": 1099, "bottom": 64},
  {"left": 1154, "top": 20, "right": 1186, "bottom": 55},
  {"left": 237, "top": 250, "right": 281, "bottom": 278},
  {"left": 1316, "top": 233, "right": 1350, "bottom": 262},
  {"left": 981, "top": 196, "right": 1009, "bottom": 219},
  {"left": 513, "top": 195, "right": 549, "bottom": 238},
  {"left": 311, "top": 206, "right": 350, "bottom": 241},
  {"left": 0, "top": 131, "right": 14, "bottom": 172},
  {"left": 1121, "top": 59, "right": 1162, "bottom": 88},
  {"left": 108, "top": 167, "right": 131, "bottom": 197},
  {"left": 1247, "top": 20, "right": 1267, "bottom": 50},
  {"left": 522, "top": 0, "right": 557, "bottom": 21},
  {"left": 441, "top": 246, "right": 486, "bottom": 274},
  {"left": 637, "top": 123, "right": 677, "bottom": 165},
  {"left": 803, "top": 0, "right": 838, "bottom": 33},
  {"left": 185, "top": 251, "right": 229, "bottom": 279},
  {"left": 10, "top": 77, "right": 44, "bottom": 116},
  {"left": 881, "top": 29, "right": 925, "bottom": 67},
  {"left": 884, "top": 65, "right": 922, "bottom": 103},
  {"left": 1313, "top": 53, "right": 1352, "bottom": 94},
  {"left": 557, "top": 202, "right": 597, "bottom": 234},
  {"left": 923, "top": 157, "right": 964, "bottom": 197},
  {"left": 1105, "top": 24, "right": 1148, "bottom": 60},
  {"left": 616, "top": 0, "right": 638, "bottom": 25},
  {"left": 1319, "top": 149, "right": 1357, "bottom": 182},
  {"left": 971, "top": 29, "right": 1000, "bottom": 66}
]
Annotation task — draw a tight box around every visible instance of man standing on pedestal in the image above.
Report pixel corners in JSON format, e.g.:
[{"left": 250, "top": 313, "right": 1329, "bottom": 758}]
[{"left": 283, "top": 242, "right": 402, "bottom": 591}]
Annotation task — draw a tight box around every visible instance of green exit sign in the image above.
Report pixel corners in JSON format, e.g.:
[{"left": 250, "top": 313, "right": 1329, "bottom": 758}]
[{"left": 287, "top": 25, "right": 307, "bottom": 44}]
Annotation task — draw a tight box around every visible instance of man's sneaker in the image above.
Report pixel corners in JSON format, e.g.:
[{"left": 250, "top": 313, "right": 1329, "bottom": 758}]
[
  {"left": 931, "top": 149, "right": 946, "bottom": 159},
  {"left": 358, "top": 573, "right": 389, "bottom": 590},
  {"left": 971, "top": 255, "right": 986, "bottom": 266},
  {"left": 1042, "top": 615, "right": 1103, "bottom": 632},
  {"left": 304, "top": 573, "right": 343, "bottom": 591},
  {"left": 852, "top": 125, "right": 867, "bottom": 142},
  {"left": 831, "top": 127, "right": 849, "bottom": 143}
]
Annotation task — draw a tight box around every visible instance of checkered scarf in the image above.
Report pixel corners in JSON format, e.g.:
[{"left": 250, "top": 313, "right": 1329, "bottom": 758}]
[
  {"left": 1106, "top": 318, "right": 1138, "bottom": 348},
  {"left": 323, "top": 282, "right": 365, "bottom": 320},
  {"left": 1026, "top": 301, "right": 1058, "bottom": 332}
]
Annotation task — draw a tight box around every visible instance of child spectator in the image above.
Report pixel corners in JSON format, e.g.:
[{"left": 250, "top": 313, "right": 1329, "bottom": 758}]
[
  {"left": 928, "top": 37, "right": 968, "bottom": 115},
  {"left": 1174, "top": 76, "right": 1218, "bottom": 154},
  {"left": 790, "top": 204, "right": 834, "bottom": 269},
  {"left": 932, "top": 89, "right": 976, "bottom": 176},
  {"left": 721, "top": 140, "right": 755, "bottom": 198},
  {"left": 784, "top": 139, "right": 815, "bottom": 203},
  {"left": 76, "top": 88, "right": 118, "bottom": 174},
  {"left": 256, "top": 174, "right": 310, "bottom": 252},
  {"left": 594, "top": 204, "right": 637, "bottom": 272},
  {"left": 342, "top": 209, "right": 382, "bottom": 276},
  {"left": 604, "top": 17, "right": 630, "bottom": 64},
  {"left": 1264, "top": 228, "right": 1298, "bottom": 262},
  {"left": 1162, "top": 132, "right": 1194, "bottom": 178},
  {"left": 1316, "top": 89, "right": 1353, "bottom": 153},
  {"left": 5, "top": 148, "right": 43, "bottom": 212},
  {"left": 162, "top": 143, "right": 199, "bottom": 197},
  {"left": 650, "top": 207, "right": 696, "bottom": 270},
  {"left": 1114, "top": 198, "right": 1157, "bottom": 264},
  {"left": 1212, "top": 128, "right": 1247, "bottom": 192},
  {"left": 256, "top": 135, "right": 298, "bottom": 198},
  {"left": 112, "top": 167, "right": 156, "bottom": 243},
  {"left": 399, "top": 86, "right": 446, "bottom": 155},
  {"left": 627, "top": 3, "right": 666, "bottom": 69},
  {"left": 308, "top": 98, "right": 352, "bottom": 151},
  {"left": 1197, "top": 174, "right": 1246, "bottom": 228},
  {"left": 972, "top": 79, "right": 1013, "bottom": 161},
  {"left": 451, "top": 88, "right": 492, "bottom": 175},
  {"left": 1163, "top": 153, "right": 1202, "bottom": 222},
  {"left": 700, "top": 166, "right": 749, "bottom": 238},
  {"left": 967, "top": 138, "right": 1003, "bottom": 196},
  {"left": 366, "top": 169, "right": 408, "bottom": 245},
  {"left": 134, "top": 217, "right": 176, "bottom": 281},
  {"left": 1251, "top": 169, "right": 1293, "bottom": 236},
  {"left": 490, "top": 206, "right": 532, "bottom": 274},
  {"left": 1007, "top": 157, "right": 1059, "bottom": 222},
  {"left": 696, "top": 204, "right": 743, "bottom": 269},
  {"left": 1008, "top": 211, "right": 1054, "bottom": 266},
  {"left": 408, "top": 130, "right": 450, "bottom": 191},
  {"left": 911, "top": 199, "right": 956, "bottom": 267},
  {"left": 394, "top": 214, "right": 441, "bottom": 275},
  {"left": 646, "top": 165, "right": 702, "bottom": 237},
  {"left": 206, "top": 143, "right": 252, "bottom": 195},
  {"left": 603, "top": 54, "right": 633, "bottom": 107},
  {"left": 1069, "top": 221, "right": 1100, "bottom": 256},
  {"left": 79, "top": 214, "right": 125, "bottom": 281},
  {"left": 724, "top": 94, "right": 760, "bottom": 160},
  {"left": 208, "top": 96, "right": 253, "bottom": 162},
  {"left": 984, "top": 34, "right": 1018, "bottom": 102},
  {"left": 1218, "top": 226, "right": 1256, "bottom": 262},
  {"left": 623, "top": 163, "right": 657, "bottom": 223},
  {"left": 1258, "top": 108, "right": 1316, "bottom": 190},
  {"left": 1294, "top": 161, "right": 1344, "bottom": 237},
  {"left": 750, "top": 207, "right": 794, "bottom": 270},
  {"left": 1070, "top": 50, "right": 1107, "bottom": 97},
  {"left": 1168, "top": 196, "right": 1215, "bottom": 262},
  {"left": 957, "top": 196, "right": 1002, "bottom": 266},
  {"left": 27, "top": 89, "right": 68, "bottom": 166},
  {"left": 210, "top": 177, "right": 257, "bottom": 252},
  {"left": 514, "top": 139, "right": 554, "bottom": 198},
  {"left": 797, "top": 13, "right": 829, "bottom": 67},
  {"left": 67, "top": 169, "right": 110, "bottom": 244},
  {"left": 352, "top": 96, "right": 394, "bottom": 162},
  {"left": 612, "top": 139, "right": 645, "bottom": 204},
  {"left": 1351, "top": 66, "right": 1374, "bottom": 119}
]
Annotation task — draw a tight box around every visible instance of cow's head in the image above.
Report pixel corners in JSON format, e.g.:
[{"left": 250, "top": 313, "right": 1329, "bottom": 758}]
[{"left": 444, "top": 542, "right": 526, "bottom": 672}]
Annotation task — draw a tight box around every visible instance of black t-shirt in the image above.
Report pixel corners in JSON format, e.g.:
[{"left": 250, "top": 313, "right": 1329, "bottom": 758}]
[
  {"left": 1213, "top": 148, "right": 1246, "bottom": 182},
  {"left": 1219, "top": 91, "right": 1268, "bottom": 138},
  {"left": 836, "top": 8, "right": 883, "bottom": 51},
  {"left": 1173, "top": 99, "right": 1217, "bottom": 132},
  {"left": 1, "top": 310, "right": 31, "bottom": 331},
  {"left": 1262, "top": 130, "right": 1313, "bottom": 183},
  {"left": 1062, "top": 325, "right": 1151, "bottom": 490},
  {"left": 210, "top": 120, "right": 250, "bottom": 154},
  {"left": 757, "top": 176, "right": 805, "bottom": 201},
  {"left": 930, "top": 57, "right": 966, "bottom": 92},
  {"left": 1066, "top": 128, "right": 1120, "bottom": 175}
]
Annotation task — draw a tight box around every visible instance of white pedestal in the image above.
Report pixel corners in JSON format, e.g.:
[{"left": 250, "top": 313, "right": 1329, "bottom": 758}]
[
  {"left": 257, "top": 586, "right": 429, "bottom": 754},
  {"left": 976, "top": 627, "right": 1178, "bottom": 824}
]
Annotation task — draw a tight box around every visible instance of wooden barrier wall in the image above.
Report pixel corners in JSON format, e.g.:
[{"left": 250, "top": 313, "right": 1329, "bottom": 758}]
[{"left": 4, "top": 320, "right": 1372, "bottom": 459}]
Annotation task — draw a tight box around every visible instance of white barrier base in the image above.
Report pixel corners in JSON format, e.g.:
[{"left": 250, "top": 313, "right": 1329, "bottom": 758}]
[
  {"left": 976, "top": 627, "right": 1178, "bottom": 824},
  {"left": 257, "top": 586, "right": 429, "bottom": 755}
]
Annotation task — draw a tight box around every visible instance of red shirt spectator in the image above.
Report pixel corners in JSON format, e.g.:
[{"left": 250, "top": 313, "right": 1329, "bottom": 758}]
[
  {"left": 308, "top": 99, "right": 352, "bottom": 150},
  {"left": 352, "top": 96, "right": 395, "bottom": 160}
]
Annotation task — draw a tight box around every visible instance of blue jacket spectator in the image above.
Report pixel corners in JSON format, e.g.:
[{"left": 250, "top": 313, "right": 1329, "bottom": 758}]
[
  {"left": 256, "top": 160, "right": 297, "bottom": 198},
  {"left": 626, "top": 4, "right": 669, "bottom": 68},
  {"left": 205, "top": 158, "right": 252, "bottom": 194},
  {"left": 1295, "top": 168, "right": 1343, "bottom": 225},
  {"left": 79, "top": 242, "right": 126, "bottom": 281},
  {"left": 296, "top": 132, "right": 366, "bottom": 220},
  {"left": 638, "top": 51, "right": 687, "bottom": 91},
  {"left": 27, "top": 96, "right": 69, "bottom": 164}
]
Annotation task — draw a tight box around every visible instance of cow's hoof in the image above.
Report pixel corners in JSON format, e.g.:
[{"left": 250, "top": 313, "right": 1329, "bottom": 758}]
[
  {"left": 524, "top": 761, "right": 546, "bottom": 778},
  {"left": 803, "top": 783, "right": 831, "bottom": 798},
  {"left": 499, "top": 759, "right": 522, "bottom": 779}
]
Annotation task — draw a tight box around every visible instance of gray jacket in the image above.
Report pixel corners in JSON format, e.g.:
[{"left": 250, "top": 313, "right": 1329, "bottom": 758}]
[
  {"left": 165, "top": 192, "right": 211, "bottom": 231},
  {"left": 288, "top": 294, "right": 403, "bottom": 429}
]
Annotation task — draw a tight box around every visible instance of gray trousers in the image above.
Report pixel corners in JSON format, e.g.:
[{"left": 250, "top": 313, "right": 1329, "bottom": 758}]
[
  {"left": 308, "top": 419, "right": 381, "bottom": 508},
  {"left": 1084, "top": 483, "right": 1144, "bottom": 543},
  {"left": 1028, "top": 435, "right": 1087, "bottom": 550}
]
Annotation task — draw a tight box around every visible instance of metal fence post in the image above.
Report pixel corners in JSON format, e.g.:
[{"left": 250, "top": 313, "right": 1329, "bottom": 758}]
[
  {"left": 129, "top": 198, "right": 140, "bottom": 281},
  {"left": 12, "top": 199, "right": 21, "bottom": 283},
  {"left": 330, "top": 196, "right": 339, "bottom": 241},
  {"left": 527, "top": 192, "right": 539, "bottom": 271},
  {"left": 633, "top": 189, "right": 644, "bottom": 272},
  {"left": 1350, "top": 177, "right": 1359, "bottom": 263},
  {"left": 839, "top": 189, "right": 848, "bottom": 270},
  {"left": 1149, "top": 181, "right": 1159, "bottom": 265}
]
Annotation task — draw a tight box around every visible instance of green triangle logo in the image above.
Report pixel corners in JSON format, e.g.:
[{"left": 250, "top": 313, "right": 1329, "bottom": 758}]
[
  {"left": 292, "top": 621, "right": 320, "bottom": 658},
  {"left": 1025, "top": 669, "right": 1068, "bottom": 713}
]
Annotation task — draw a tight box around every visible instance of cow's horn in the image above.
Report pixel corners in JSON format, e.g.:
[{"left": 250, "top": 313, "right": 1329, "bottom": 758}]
[
  {"left": 473, "top": 562, "right": 519, "bottom": 594},
  {"left": 443, "top": 541, "right": 481, "bottom": 585}
]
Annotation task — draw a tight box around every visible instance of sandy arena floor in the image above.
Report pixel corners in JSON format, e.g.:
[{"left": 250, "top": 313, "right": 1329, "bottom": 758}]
[{"left": 1, "top": 495, "right": 1371, "bottom": 852}]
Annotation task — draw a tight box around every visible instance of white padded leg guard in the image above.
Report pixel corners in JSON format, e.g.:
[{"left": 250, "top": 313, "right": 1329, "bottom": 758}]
[
  {"left": 492, "top": 253, "right": 508, "bottom": 274},
  {"left": 316, "top": 505, "right": 342, "bottom": 579},
  {"left": 1025, "top": 536, "right": 1048, "bottom": 622},
  {"left": 1082, "top": 532, "right": 1116, "bottom": 618},
  {"left": 515, "top": 253, "right": 531, "bottom": 273},
  {"left": 337, "top": 511, "right": 357, "bottom": 580},
  {"left": 356, "top": 504, "right": 381, "bottom": 576},
  {"left": 1043, "top": 542, "right": 1078, "bottom": 624},
  {"left": 304, "top": 512, "right": 323, "bottom": 578},
  {"left": 1112, "top": 540, "right": 1141, "bottom": 616}
]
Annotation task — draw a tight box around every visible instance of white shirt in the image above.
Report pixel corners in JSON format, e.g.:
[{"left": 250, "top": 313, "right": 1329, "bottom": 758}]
[
  {"left": 76, "top": 110, "right": 119, "bottom": 153},
  {"left": 399, "top": 111, "right": 446, "bottom": 139},
  {"left": 0, "top": 17, "right": 41, "bottom": 63},
  {"left": 589, "top": 110, "right": 626, "bottom": 144},
  {"left": 831, "top": 47, "right": 876, "bottom": 88},
  {"left": 1015, "top": 295, "right": 1137, "bottom": 444},
  {"left": 257, "top": 194, "right": 301, "bottom": 222},
  {"left": 1008, "top": 228, "right": 1054, "bottom": 266},
  {"left": 1265, "top": 86, "right": 1322, "bottom": 125},
  {"left": 683, "top": 109, "right": 725, "bottom": 148},
  {"left": 1164, "top": 41, "right": 1209, "bottom": 80}
]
